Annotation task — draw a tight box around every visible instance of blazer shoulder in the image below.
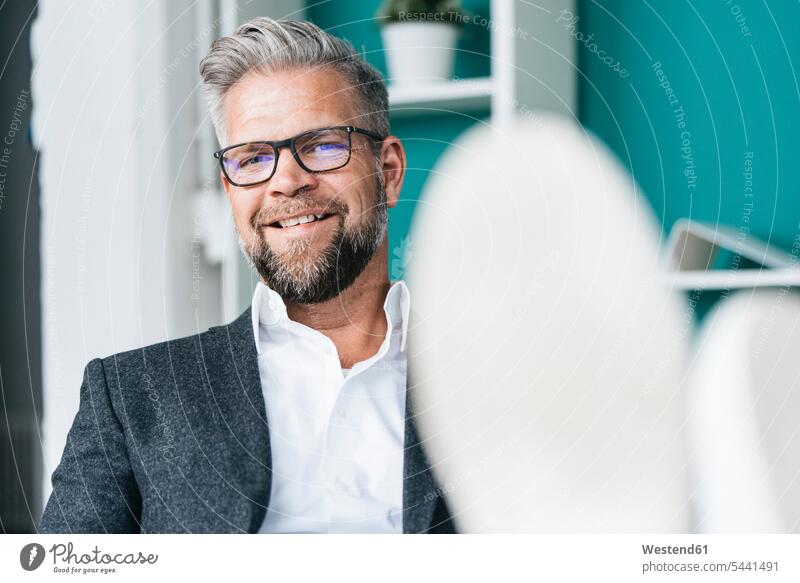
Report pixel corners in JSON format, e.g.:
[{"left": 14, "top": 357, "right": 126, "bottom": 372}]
[
  {"left": 96, "top": 306, "right": 252, "bottom": 383},
  {"left": 99, "top": 330, "right": 201, "bottom": 373}
]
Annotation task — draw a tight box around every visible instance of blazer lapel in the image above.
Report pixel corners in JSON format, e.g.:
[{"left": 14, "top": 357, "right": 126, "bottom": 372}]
[
  {"left": 211, "top": 306, "right": 272, "bottom": 532},
  {"left": 402, "top": 364, "right": 439, "bottom": 533}
]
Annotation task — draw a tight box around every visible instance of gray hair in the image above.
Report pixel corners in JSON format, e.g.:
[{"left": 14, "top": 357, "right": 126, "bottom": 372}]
[{"left": 199, "top": 17, "right": 389, "bottom": 146}]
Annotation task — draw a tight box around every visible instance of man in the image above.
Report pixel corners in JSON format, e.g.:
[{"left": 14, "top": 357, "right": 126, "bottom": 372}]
[{"left": 40, "top": 17, "right": 455, "bottom": 534}]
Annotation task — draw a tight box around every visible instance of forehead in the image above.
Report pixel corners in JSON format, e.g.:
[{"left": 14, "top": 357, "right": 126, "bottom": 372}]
[{"left": 223, "top": 67, "right": 358, "bottom": 144}]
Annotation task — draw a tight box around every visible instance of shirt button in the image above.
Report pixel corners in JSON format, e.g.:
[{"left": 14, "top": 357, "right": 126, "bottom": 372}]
[{"left": 335, "top": 407, "right": 347, "bottom": 419}]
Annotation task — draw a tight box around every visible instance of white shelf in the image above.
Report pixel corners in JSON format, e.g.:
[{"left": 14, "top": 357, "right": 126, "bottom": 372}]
[
  {"left": 384, "top": 1, "right": 577, "bottom": 124},
  {"left": 663, "top": 219, "right": 800, "bottom": 290},
  {"left": 388, "top": 77, "right": 494, "bottom": 117},
  {"left": 665, "top": 269, "right": 800, "bottom": 291}
]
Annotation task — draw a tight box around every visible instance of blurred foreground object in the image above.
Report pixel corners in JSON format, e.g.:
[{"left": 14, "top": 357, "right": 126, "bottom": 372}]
[
  {"left": 407, "top": 115, "right": 690, "bottom": 532},
  {"left": 689, "top": 289, "right": 800, "bottom": 533}
]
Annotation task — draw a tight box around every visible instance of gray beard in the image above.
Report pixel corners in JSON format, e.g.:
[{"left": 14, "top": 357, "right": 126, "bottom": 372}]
[{"left": 239, "top": 180, "right": 388, "bottom": 304}]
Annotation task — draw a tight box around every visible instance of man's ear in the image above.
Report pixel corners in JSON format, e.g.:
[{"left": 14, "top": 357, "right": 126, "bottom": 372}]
[{"left": 378, "top": 136, "right": 406, "bottom": 209}]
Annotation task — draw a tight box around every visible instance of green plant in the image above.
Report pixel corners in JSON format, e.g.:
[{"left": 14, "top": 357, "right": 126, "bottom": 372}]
[{"left": 377, "top": 0, "right": 466, "bottom": 25}]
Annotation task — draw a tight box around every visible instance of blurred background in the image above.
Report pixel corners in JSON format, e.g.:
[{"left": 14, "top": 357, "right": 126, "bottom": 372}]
[{"left": 2, "top": 0, "right": 799, "bottom": 532}]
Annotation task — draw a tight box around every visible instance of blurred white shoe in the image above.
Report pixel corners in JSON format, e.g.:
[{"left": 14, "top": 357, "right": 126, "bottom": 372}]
[
  {"left": 407, "top": 114, "right": 690, "bottom": 533},
  {"left": 689, "top": 288, "right": 800, "bottom": 533}
]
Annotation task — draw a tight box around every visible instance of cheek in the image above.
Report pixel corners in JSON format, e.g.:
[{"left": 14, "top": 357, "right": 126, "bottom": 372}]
[
  {"left": 328, "top": 178, "right": 374, "bottom": 222},
  {"left": 230, "top": 197, "right": 260, "bottom": 235},
  {"left": 354, "top": 189, "right": 381, "bottom": 222}
]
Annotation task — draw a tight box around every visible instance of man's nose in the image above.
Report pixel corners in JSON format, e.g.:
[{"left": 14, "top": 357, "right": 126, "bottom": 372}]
[{"left": 266, "top": 146, "right": 317, "bottom": 197}]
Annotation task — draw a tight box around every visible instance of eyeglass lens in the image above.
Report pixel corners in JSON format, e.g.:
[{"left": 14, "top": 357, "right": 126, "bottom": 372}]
[{"left": 222, "top": 128, "right": 352, "bottom": 185}]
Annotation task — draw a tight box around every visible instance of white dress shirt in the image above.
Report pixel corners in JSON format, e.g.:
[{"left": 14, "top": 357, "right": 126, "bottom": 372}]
[{"left": 252, "top": 279, "right": 410, "bottom": 533}]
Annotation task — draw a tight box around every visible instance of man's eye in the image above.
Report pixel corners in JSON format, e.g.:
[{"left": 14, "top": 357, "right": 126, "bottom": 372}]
[
  {"left": 241, "top": 154, "right": 272, "bottom": 167},
  {"left": 305, "top": 141, "right": 347, "bottom": 155}
]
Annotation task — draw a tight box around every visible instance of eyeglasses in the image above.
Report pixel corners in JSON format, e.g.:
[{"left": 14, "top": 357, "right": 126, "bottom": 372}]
[{"left": 213, "top": 125, "right": 386, "bottom": 187}]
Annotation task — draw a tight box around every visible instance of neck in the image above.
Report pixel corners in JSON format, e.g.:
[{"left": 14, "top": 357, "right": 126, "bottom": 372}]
[{"left": 283, "top": 239, "right": 391, "bottom": 368}]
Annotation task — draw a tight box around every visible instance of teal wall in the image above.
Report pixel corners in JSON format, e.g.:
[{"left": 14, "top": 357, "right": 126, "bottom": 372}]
[
  {"left": 578, "top": 0, "right": 800, "bottom": 252},
  {"left": 578, "top": 1, "right": 800, "bottom": 318},
  {"left": 306, "top": 0, "right": 491, "bottom": 277}
]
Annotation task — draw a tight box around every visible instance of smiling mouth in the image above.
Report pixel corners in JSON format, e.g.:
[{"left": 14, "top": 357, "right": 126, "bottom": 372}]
[{"left": 266, "top": 213, "right": 336, "bottom": 229}]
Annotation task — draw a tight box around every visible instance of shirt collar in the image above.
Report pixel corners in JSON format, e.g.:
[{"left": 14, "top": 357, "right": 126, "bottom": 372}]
[{"left": 251, "top": 280, "right": 411, "bottom": 356}]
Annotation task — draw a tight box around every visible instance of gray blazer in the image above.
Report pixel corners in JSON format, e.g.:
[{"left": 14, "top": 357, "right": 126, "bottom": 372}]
[{"left": 39, "top": 306, "right": 455, "bottom": 533}]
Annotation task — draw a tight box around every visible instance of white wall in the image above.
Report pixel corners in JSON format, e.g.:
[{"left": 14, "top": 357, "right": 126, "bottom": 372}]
[
  {"left": 32, "top": 0, "right": 225, "bottom": 503},
  {"left": 32, "top": 0, "right": 306, "bottom": 512}
]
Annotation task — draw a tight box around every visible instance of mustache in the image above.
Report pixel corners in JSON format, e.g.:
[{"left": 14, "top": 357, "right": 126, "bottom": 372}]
[{"left": 250, "top": 197, "right": 349, "bottom": 229}]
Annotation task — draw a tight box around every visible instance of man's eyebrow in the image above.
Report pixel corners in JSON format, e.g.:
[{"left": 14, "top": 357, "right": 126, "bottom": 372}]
[{"left": 238, "top": 125, "right": 345, "bottom": 143}]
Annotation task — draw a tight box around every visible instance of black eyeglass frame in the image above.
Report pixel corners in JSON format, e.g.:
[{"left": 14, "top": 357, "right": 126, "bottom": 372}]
[{"left": 213, "top": 125, "right": 386, "bottom": 187}]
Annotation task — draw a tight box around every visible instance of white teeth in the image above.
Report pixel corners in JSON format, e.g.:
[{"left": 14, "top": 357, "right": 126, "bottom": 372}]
[{"left": 278, "top": 214, "right": 320, "bottom": 228}]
